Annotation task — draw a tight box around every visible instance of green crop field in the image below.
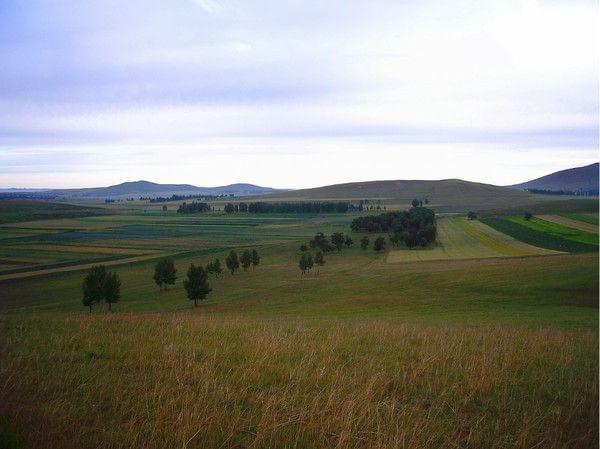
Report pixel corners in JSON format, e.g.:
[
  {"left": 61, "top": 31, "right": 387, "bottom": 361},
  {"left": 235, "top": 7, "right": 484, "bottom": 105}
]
[
  {"left": 562, "top": 212, "right": 599, "bottom": 226},
  {"left": 0, "top": 205, "right": 598, "bottom": 449}
]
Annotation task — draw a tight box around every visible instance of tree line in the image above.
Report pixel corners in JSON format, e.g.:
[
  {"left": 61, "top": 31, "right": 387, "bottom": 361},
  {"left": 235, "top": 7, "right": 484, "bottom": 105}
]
[
  {"left": 350, "top": 207, "right": 436, "bottom": 248},
  {"left": 177, "top": 202, "right": 212, "bottom": 213},
  {"left": 82, "top": 249, "right": 261, "bottom": 311}
]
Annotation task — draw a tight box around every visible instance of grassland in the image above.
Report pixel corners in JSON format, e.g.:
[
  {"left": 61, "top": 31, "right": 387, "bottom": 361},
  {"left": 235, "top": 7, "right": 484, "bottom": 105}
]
[
  {"left": 561, "top": 212, "right": 599, "bottom": 226},
  {"left": 0, "top": 200, "right": 111, "bottom": 224},
  {"left": 0, "top": 205, "right": 598, "bottom": 449}
]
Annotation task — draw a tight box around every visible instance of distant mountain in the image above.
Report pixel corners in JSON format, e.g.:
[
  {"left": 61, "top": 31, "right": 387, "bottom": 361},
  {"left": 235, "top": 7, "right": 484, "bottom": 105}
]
[
  {"left": 49, "top": 180, "right": 288, "bottom": 199},
  {"left": 511, "top": 163, "right": 599, "bottom": 194},
  {"left": 257, "top": 178, "right": 535, "bottom": 212}
]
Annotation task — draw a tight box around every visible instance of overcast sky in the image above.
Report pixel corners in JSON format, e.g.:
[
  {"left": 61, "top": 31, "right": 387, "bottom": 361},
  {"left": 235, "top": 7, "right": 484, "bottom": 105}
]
[{"left": 1, "top": 0, "right": 598, "bottom": 188}]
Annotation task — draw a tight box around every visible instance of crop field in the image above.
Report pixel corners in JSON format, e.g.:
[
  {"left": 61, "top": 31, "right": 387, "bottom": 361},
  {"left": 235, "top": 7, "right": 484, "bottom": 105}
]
[
  {"left": 0, "top": 205, "right": 598, "bottom": 449},
  {"left": 481, "top": 217, "right": 598, "bottom": 253},
  {"left": 560, "top": 212, "right": 599, "bottom": 227},
  {"left": 387, "top": 218, "right": 559, "bottom": 263},
  {"left": 538, "top": 214, "right": 598, "bottom": 234}
]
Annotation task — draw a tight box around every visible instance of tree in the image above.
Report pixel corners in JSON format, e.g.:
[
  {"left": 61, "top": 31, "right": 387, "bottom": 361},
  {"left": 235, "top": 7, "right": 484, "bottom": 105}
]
[
  {"left": 104, "top": 271, "right": 121, "bottom": 312},
  {"left": 524, "top": 212, "right": 533, "bottom": 221},
  {"left": 310, "top": 232, "right": 333, "bottom": 252},
  {"left": 82, "top": 265, "right": 107, "bottom": 313},
  {"left": 238, "top": 202, "right": 248, "bottom": 212},
  {"left": 411, "top": 198, "right": 420, "bottom": 208},
  {"left": 153, "top": 259, "right": 177, "bottom": 291},
  {"left": 183, "top": 264, "right": 211, "bottom": 307},
  {"left": 251, "top": 250, "right": 260, "bottom": 269},
  {"left": 226, "top": 250, "right": 240, "bottom": 275},
  {"left": 344, "top": 235, "right": 353, "bottom": 248},
  {"left": 374, "top": 237, "right": 386, "bottom": 252},
  {"left": 299, "top": 244, "right": 309, "bottom": 252},
  {"left": 162, "top": 204, "right": 167, "bottom": 212},
  {"left": 314, "top": 251, "right": 325, "bottom": 273},
  {"left": 467, "top": 211, "right": 477, "bottom": 220},
  {"left": 213, "top": 258, "right": 223, "bottom": 277},
  {"left": 224, "top": 203, "right": 235, "bottom": 214},
  {"left": 360, "top": 236, "right": 369, "bottom": 250},
  {"left": 331, "top": 232, "right": 345, "bottom": 251},
  {"left": 299, "top": 253, "right": 314, "bottom": 274},
  {"left": 241, "top": 250, "right": 252, "bottom": 271},
  {"left": 306, "top": 253, "right": 314, "bottom": 272}
]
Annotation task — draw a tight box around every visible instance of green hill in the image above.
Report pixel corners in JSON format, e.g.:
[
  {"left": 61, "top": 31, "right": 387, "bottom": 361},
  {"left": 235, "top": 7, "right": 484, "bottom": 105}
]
[{"left": 257, "top": 179, "right": 536, "bottom": 213}]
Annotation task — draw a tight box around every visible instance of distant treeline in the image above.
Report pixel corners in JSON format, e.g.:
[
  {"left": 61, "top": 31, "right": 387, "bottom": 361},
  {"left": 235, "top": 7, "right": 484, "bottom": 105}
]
[
  {"left": 149, "top": 194, "right": 233, "bottom": 203},
  {"left": 526, "top": 188, "right": 598, "bottom": 196},
  {"left": 351, "top": 207, "right": 436, "bottom": 248},
  {"left": 245, "top": 202, "right": 353, "bottom": 214},
  {"left": 177, "top": 202, "right": 213, "bottom": 213}
]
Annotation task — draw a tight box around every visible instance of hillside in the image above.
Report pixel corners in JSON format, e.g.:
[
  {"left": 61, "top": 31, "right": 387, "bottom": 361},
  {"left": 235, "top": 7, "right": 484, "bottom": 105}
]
[
  {"left": 257, "top": 179, "right": 535, "bottom": 212},
  {"left": 512, "top": 163, "right": 599, "bottom": 194},
  {"left": 50, "top": 181, "right": 286, "bottom": 199}
]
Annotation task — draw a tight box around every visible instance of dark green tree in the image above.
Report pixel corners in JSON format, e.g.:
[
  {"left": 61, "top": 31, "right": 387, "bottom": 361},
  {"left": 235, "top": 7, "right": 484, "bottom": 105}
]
[
  {"left": 183, "top": 264, "right": 212, "bottom": 307},
  {"left": 331, "top": 232, "right": 345, "bottom": 251},
  {"left": 467, "top": 211, "right": 477, "bottom": 220},
  {"left": 360, "top": 236, "right": 369, "bottom": 250},
  {"left": 241, "top": 250, "right": 252, "bottom": 271},
  {"left": 153, "top": 259, "right": 177, "bottom": 291},
  {"left": 306, "top": 253, "right": 314, "bottom": 272},
  {"left": 251, "top": 249, "right": 260, "bottom": 269},
  {"left": 226, "top": 250, "right": 240, "bottom": 275},
  {"left": 411, "top": 198, "right": 420, "bottom": 208},
  {"left": 104, "top": 271, "right": 121, "bottom": 312},
  {"left": 315, "top": 251, "right": 325, "bottom": 273},
  {"left": 524, "top": 212, "right": 533, "bottom": 221},
  {"left": 213, "top": 258, "right": 222, "bottom": 277},
  {"left": 224, "top": 203, "right": 235, "bottom": 214},
  {"left": 162, "top": 204, "right": 167, "bottom": 212},
  {"left": 299, "top": 244, "right": 309, "bottom": 252},
  {"left": 299, "top": 253, "right": 309, "bottom": 275},
  {"left": 374, "top": 237, "right": 386, "bottom": 251},
  {"left": 82, "top": 265, "right": 107, "bottom": 313},
  {"left": 344, "top": 235, "right": 353, "bottom": 248}
]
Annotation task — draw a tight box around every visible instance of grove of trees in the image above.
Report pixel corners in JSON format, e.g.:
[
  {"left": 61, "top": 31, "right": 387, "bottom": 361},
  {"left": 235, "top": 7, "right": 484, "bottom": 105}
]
[{"left": 177, "top": 202, "right": 211, "bottom": 213}]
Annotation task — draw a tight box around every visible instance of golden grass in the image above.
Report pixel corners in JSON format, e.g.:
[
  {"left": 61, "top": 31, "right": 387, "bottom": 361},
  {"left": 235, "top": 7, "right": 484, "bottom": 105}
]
[
  {"left": 0, "top": 314, "right": 597, "bottom": 449},
  {"left": 538, "top": 215, "right": 598, "bottom": 234}
]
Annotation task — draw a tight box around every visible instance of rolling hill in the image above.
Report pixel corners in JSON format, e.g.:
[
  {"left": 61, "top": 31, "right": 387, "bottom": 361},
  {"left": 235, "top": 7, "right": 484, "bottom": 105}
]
[
  {"left": 256, "top": 179, "right": 537, "bottom": 213},
  {"left": 50, "top": 181, "right": 287, "bottom": 199},
  {"left": 511, "top": 163, "right": 598, "bottom": 194}
]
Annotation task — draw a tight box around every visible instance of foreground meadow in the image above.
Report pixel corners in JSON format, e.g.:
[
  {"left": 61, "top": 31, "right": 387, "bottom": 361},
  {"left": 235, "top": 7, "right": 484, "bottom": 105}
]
[{"left": 1, "top": 315, "right": 597, "bottom": 449}]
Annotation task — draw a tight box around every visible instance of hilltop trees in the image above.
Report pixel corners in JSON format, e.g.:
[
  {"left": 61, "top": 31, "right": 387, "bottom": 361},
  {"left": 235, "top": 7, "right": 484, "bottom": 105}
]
[
  {"left": 183, "top": 264, "right": 211, "bottom": 307},
  {"left": 226, "top": 250, "right": 240, "bottom": 275},
  {"left": 153, "top": 259, "right": 177, "bottom": 291},
  {"left": 82, "top": 265, "right": 121, "bottom": 312}
]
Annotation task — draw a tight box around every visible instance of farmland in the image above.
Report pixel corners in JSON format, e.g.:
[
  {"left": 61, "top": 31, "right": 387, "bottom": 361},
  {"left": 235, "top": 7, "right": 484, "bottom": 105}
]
[{"left": 0, "top": 201, "right": 598, "bottom": 449}]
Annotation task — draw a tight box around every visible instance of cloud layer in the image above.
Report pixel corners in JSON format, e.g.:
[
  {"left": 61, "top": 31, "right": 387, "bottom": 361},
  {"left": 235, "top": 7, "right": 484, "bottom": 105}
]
[{"left": 0, "top": 0, "right": 597, "bottom": 187}]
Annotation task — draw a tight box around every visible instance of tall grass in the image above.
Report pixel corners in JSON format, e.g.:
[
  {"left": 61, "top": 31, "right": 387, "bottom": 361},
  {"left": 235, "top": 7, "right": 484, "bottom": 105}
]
[{"left": 1, "top": 314, "right": 597, "bottom": 449}]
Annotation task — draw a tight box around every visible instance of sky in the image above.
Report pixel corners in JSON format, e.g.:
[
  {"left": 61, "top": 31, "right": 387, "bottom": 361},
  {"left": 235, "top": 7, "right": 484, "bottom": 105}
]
[{"left": 0, "top": 0, "right": 598, "bottom": 189}]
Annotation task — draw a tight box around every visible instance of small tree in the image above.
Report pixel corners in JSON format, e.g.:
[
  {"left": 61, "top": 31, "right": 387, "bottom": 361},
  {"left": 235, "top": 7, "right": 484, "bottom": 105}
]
[
  {"left": 213, "top": 258, "right": 223, "bottom": 277},
  {"left": 82, "top": 265, "right": 107, "bottom": 313},
  {"left": 162, "top": 204, "right": 167, "bottom": 212},
  {"left": 374, "top": 237, "right": 386, "bottom": 252},
  {"left": 226, "top": 250, "right": 240, "bottom": 275},
  {"left": 206, "top": 260, "right": 215, "bottom": 276},
  {"left": 467, "top": 211, "right": 477, "bottom": 220},
  {"left": 183, "top": 264, "right": 211, "bottom": 307},
  {"left": 299, "top": 253, "right": 308, "bottom": 275},
  {"left": 104, "top": 271, "right": 121, "bottom": 312},
  {"left": 251, "top": 249, "right": 260, "bottom": 269},
  {"left": 411, "top": 198, "right": 420, "bottom": 208},
  {"left": 315, "top": 251, "right": 325, "bottom": 273},
  {"left": 524, "top": 212, "right": 533, "bottom": 221},
  {"left": 306, "top": 253, "right": 314, "bottom": 272},
  {"left": 331, "top": 232, "right": 345, "bottom": 251},
  {"left": 360, "top": 236, "right": 369, "bottom": 250},
  {"left": 299, "top": 244, "right": 309, "bottom": 252},
  {"left": 153, "top": 258, "right": 177, "bottom": 291},
  {"left": 241, "top": 250, "right": 252, "bottom": 271},
  {"left": 344, "top": 235, "right": 353, "bottom": 248}
]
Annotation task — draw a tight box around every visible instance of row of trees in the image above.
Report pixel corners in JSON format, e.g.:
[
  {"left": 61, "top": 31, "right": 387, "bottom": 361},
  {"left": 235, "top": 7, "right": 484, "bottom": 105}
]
[
  {"left": 350, "top": 207, "right": 437, "bottom": 248},
  {"left": 177, "top": 202, "right": 212, "bottom": 213},
  {"left": 299, "top": 251, "right": 325, "bottom": 274},
  {"left": 307, "top": 232, "right": 353, "bottom": 252}
]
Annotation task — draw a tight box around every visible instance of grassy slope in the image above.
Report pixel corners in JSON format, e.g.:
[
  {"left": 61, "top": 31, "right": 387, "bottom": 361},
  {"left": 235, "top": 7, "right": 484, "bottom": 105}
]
[
  {"left": 0, "top": 200, "right": 114, "bottom": 224},
  {"left": 562, "top": 212, "right": 599, "bottom": 226},
  {"left": 254, "top": 179, "right": 536, "bottom": 212},
  {"left": 509, "top": 217, "right": 598, "bottom": 246}
]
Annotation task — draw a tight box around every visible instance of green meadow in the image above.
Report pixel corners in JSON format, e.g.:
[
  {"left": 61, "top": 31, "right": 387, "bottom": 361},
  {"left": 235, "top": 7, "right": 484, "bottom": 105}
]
[{"left": 0, "top": 202, "right": 598, "bottom": 449}]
